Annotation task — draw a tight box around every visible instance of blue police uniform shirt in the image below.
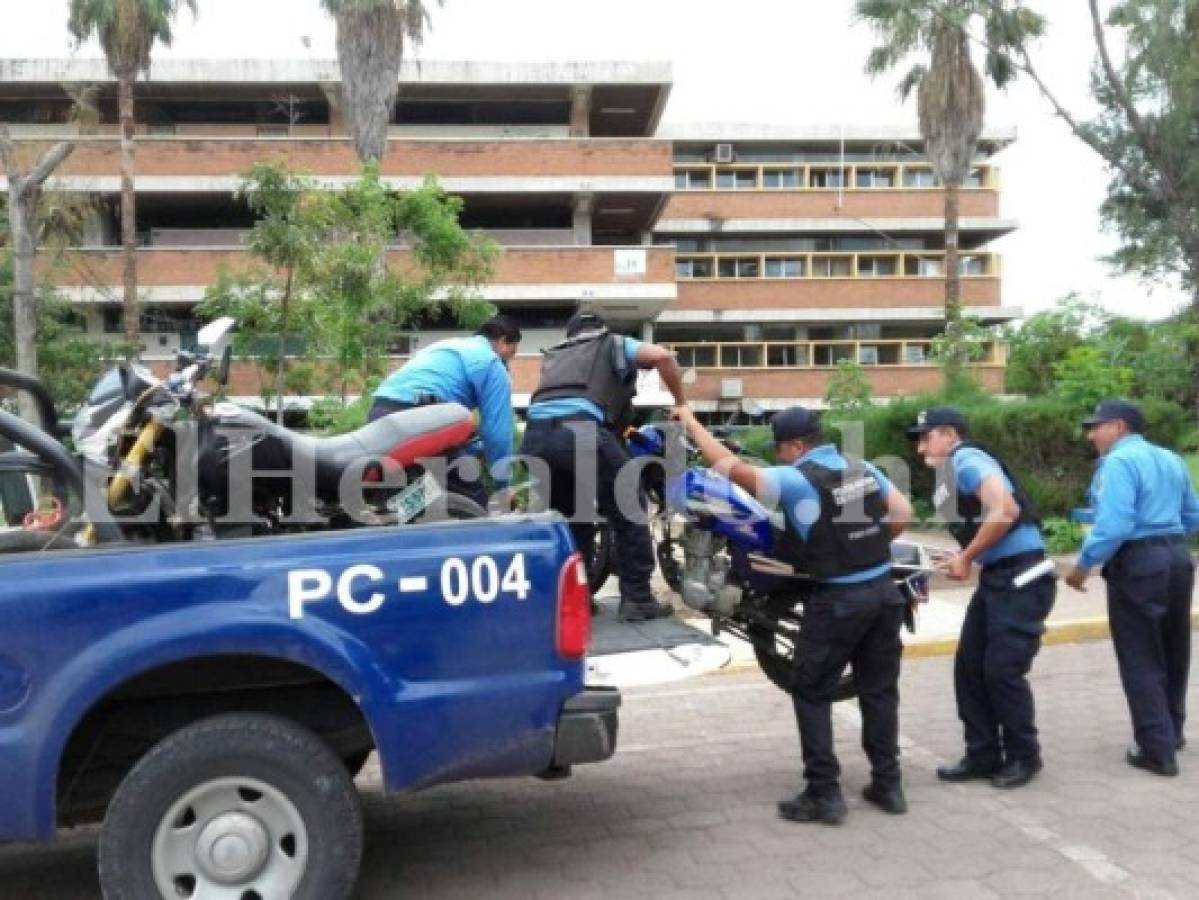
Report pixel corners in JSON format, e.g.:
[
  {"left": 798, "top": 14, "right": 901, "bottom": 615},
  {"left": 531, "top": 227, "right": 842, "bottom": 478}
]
[
  {"left": 1079, "top": 434, "right": 1199, "bottom": 570},
  {"left": 373, "top": 335, "right": 514, "bottom": 485},
  {"left": 760, "top": 444, "right": 894, "bottom": 584},
  {"left": 526, "top": 336, "right": 643, "bottom": 423},
  {"left": 951, "top": 445, "right": 1046, "bottom": 566}
]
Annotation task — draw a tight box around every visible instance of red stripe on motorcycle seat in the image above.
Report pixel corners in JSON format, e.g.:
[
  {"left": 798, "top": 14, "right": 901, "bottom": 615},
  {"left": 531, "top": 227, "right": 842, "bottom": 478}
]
[{"left": 386, "top": 418, "right": 476, "bottom": 469}]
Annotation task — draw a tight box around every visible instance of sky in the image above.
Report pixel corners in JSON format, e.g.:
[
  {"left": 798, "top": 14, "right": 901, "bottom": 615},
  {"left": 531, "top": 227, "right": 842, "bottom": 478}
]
[{"left": 0, "top": 0, "right": 1188, "bottom": 321}]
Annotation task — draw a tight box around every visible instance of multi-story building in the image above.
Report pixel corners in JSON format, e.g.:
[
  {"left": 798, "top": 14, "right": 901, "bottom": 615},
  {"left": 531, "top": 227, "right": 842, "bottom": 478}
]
[
  {"left": 1, "top": 60, "right": 1018, "bottom": 418},
  {"left": 652, "top": 124, "right": 1016, "bottom": 417},
  {"left": 0, "top": 58, "right": 676, "bottom": 406}
]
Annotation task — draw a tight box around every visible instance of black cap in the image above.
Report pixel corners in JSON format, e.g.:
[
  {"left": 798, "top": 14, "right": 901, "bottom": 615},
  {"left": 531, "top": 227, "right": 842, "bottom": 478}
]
[
  {"left": 566, "top": 310, "right": 607, "bottom": 337},
  {"left": 906, "top": 405, "right": 969, "bottom": 438},
  {"left": 771, "top": 406, "right": 822, "bottom": 443},
  {"left": 1081, "top": 399, "right": 1145, "bottom": 432}
]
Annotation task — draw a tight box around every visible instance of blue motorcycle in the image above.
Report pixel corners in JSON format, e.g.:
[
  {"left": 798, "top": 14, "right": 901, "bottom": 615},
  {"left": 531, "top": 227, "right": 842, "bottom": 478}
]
[{"left": 627, "top": 423, "right": 931, "bottom": 699}]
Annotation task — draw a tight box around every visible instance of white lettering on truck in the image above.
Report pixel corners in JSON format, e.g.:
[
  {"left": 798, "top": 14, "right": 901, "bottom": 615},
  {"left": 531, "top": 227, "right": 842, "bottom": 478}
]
[{"left": 287, "top": 554, "right": 531, "bottom": 620}]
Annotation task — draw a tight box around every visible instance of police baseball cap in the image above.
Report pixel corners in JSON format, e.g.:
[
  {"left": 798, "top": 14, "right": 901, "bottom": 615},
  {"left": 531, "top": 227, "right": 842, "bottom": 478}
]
[
  {"left": 906, "top": 405, "right": 969, "bottom": 438},
  {"left": 1081, "top": 399, "right": 1145, "bottom": 432},
  {"left": 771, "top": 406, "right": 822, "bottom": 443},
  {"left": 566, "top": 310, "right": 607, "bottom": 337}
]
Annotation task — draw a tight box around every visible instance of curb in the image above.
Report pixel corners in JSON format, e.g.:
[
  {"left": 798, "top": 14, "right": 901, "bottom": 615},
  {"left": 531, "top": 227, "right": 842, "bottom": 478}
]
[{"left": 714, "top": 610, "right": 1199, "bottom": 675}]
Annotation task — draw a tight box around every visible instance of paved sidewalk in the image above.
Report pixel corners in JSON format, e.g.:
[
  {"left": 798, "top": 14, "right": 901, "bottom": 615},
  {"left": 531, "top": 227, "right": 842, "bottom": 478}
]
[{"left": 4, "top": 641, "right": 1198, "bottom": 899}]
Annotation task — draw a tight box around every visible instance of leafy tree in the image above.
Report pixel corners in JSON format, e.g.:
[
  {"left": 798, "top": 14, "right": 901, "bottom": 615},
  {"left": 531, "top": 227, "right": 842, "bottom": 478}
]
[
  {"left": 1052, "top": 345, "right": 1135, "bottom": 411},
  {"left": 201, "top": 164, "right": 497, "bottom": 415},
  {"left": 855, "top": 0, "right": 1041, "bottom": 391},
  {"left": 935, "top": 0, "right": 1199, "bottom": 407},
  {"left": 67, "top": 0, "right": 197, "bottom": 346},
  {"left": 824, "top": 358, "right": 874, "bottom": 416},
  {"left": 1001, "top": 294, "right": 1108, "bottom": 395},
  {"left": 320, "top": 0, "right": 442, "bottom": 163}
]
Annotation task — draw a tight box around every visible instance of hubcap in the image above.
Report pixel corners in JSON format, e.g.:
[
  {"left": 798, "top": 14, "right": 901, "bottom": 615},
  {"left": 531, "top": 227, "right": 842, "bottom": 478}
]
[
  {"left": 151, "top": 776, "right": 308, "bottom": 899},
  {"left": 195, "top": 812, "right": 270, "bottom": 884}
]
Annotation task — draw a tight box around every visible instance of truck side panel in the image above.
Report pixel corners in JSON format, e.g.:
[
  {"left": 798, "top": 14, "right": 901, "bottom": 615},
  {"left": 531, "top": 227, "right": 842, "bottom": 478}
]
[{"left": 0, "top": 514, "right": 581, "bottom": 842}]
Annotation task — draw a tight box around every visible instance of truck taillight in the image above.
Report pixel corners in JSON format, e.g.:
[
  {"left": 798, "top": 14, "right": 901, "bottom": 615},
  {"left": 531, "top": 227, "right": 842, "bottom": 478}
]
[{"left": 556, "top": 552, "right": 591, "bottom": 659}]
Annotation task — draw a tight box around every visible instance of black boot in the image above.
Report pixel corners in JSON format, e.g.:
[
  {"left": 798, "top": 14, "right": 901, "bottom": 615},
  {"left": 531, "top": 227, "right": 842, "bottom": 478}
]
[
  {"left": 618, "top": 598, "right": 673, "bottom": 622},
  {"left": 1126, "top": 748, "right": 1179, "bottom": 777},
  {"left": 777, "top": 789, "right": 847, "bottom": 825},
  {"left": 862, "top": 782, "right": 908, "bottom": 814},
  {"left": 936, "top": 757, "right": 999, "bottom": 783},
  {"left": 990, "top": 756, "right": 1043, "bottom": 789}
]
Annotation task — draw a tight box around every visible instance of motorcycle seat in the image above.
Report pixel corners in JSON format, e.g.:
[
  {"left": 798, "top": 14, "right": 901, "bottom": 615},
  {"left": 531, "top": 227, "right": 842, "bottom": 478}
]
[{"left": 218, "top": 403, "right": 476, "bottom": 500}]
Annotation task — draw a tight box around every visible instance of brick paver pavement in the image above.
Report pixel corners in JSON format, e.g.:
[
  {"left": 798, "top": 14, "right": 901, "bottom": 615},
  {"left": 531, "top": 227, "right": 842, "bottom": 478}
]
[{"left": 3, "top": 640, "right": 1198, "bottom": 899}]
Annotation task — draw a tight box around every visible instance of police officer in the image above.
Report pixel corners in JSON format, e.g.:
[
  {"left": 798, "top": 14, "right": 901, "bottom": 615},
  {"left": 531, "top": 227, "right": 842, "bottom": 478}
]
[
  {"left": 369, "top": 315, "right": 522, "bottom": 507},
  {"left": 1066, "top": 399, "right": 1199, "bottom": 776},
  {"left": 521, "top": 312, "right": 685, "bottom": 622},
  {"left": 675, "top": 404, "right": 913, "bottom": 825},
  {"left": 908, "top": 406, "right": 1055, "bottom": 790}
]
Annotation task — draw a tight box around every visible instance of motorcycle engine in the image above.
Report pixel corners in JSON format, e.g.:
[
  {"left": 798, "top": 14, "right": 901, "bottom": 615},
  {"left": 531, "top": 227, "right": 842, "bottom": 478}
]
[{"left": 680, "top": 528, "right": 741, "bottom": 617}]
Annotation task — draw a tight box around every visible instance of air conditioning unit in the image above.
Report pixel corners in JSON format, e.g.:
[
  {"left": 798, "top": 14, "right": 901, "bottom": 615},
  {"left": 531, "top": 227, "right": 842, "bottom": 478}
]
[
  {"left": 712, "top": 143, "right": 736, "bottom": 163},
  {"left": 719, "top": 378, "right": 743, "bottom": 400}
]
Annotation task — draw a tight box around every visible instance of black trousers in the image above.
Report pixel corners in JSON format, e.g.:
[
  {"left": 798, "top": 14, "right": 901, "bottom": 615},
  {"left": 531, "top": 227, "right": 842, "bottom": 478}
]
[
  {"left": 791, "top": 576, "right": 906, "bottom": 795},
  {"left": 367, "top": 397, "right": 488, "bottom": 509},
  {"left": 519, "top": 417, "right": 655, "bottom": 604},
  {"left": 1104, "top": 537, "right": 1195, "bottom": 763},
  {"left": 955, "top": 553, "right": 1055, "bottom": 767}
]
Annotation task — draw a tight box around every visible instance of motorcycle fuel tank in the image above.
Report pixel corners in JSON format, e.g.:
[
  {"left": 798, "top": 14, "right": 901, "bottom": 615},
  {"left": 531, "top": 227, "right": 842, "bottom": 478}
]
[{"left": 666, "top": 467, "right": 775, "bottom": 553}]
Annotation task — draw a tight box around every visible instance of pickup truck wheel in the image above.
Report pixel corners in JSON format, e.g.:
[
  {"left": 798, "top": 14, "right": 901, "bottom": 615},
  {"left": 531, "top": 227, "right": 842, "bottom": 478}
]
[{"left": 98, "top": 712, "right": 362, "bottom": 900}]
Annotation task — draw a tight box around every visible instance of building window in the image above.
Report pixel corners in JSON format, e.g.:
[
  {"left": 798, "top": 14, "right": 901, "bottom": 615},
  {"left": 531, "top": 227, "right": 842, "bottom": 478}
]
[
  {"left": 858, "top": 345, "right": 880, "bottom": 366},
  {"left": 675, "top": 169, "right": 712, "bottom": 190},
  {"left": 674, "top": 345, "right": 718, "bottom": 368},
  {"left": 809, "top": 167, "right": 847, "bottom": 188},
  {"left": 855, "top": 168, "right": 895, "bottom": 188},
  {"left": 903, "top": 168, "right": 937, "bottom": 188},
  {"left": 676, "top": 257, "right": 714, "bottom": 279},
  {"left": 811, "top": 255, "right": 853, "bottom": 277},
  {"left": 960, "top": 255, "right": 986, "bottom": 275},
  {"left": 764, "top": 257, "right": 803, "bottom": 278},
  {"left": 715, "top": 168, "right": 758, "bottom": 190},
  {"left": 857, "top": 256, "right": 898, "bottom": 277},
  {"left": 718, "top": 257, "right": 760, "bottom": 279},
  {"left": 762, "top": 168, "right": 801, "bottom": 189}
]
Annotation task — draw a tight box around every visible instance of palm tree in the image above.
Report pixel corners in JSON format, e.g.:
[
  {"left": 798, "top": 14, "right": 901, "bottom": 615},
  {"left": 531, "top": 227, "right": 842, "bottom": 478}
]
[
  {"left": 320, "top": 0, "right": 442, "bottom": 163},
  {"left": 67, "top": 0, "right": 196, "bottom": 350},
  {"left": 854, "top": 0, "right": 1039, "bottom": 388}
]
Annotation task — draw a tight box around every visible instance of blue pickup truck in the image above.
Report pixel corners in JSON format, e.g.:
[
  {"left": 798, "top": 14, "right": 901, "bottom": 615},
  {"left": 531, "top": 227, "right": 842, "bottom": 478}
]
[{"left": 0, "top": 514, "right": 619, "bottom": 899}]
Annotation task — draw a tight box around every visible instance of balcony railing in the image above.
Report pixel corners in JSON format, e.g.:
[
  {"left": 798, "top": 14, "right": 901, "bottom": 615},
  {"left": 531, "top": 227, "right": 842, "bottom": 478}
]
[
  {"left": 663, "top": 339, "right": 1006, "bottom": 370},
  {"left": 674, "top": 251, "right": 999, "bottom": 281},
  {"left": 673, "top": 162, "right": 997, "bottom": 191}
]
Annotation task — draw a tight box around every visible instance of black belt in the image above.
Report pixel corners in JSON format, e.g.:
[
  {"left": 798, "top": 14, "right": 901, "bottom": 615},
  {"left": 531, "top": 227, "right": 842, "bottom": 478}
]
[
  {"left": 526, "top": 414, "right": 606, "bottom": 430},
  {"left": 982, "top": 549, "right": 1046, "bottom": 573},
  {"left": 1119, "top": 534, "right": 1186, "bottom": 552}
]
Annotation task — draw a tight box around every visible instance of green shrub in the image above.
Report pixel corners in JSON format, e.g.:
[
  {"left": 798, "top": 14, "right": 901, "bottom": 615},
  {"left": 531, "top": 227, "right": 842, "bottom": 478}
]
[{"left": 1041, "top": 517, "right": 1086, "bottom": 555}]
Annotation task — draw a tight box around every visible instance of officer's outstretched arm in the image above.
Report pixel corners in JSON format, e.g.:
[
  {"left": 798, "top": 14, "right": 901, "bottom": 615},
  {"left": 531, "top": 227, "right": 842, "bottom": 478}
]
[
  {"left": 634, "top": 344, "right": 686, "bottom": 406},
  {"left": 673, "top": 405, "right": 765, "bottom": 497}
]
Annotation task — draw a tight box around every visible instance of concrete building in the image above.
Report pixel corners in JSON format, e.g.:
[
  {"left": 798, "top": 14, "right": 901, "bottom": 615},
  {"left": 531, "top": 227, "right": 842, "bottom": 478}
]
[{"left": 0, "top": 59, "right": 1017, "bottom": 417}]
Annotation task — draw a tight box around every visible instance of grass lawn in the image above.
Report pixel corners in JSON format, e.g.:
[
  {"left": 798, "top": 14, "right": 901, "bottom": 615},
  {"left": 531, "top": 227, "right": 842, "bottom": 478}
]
[{"left": 1188, "top": 454, "right": 1199, "bottom": 487}]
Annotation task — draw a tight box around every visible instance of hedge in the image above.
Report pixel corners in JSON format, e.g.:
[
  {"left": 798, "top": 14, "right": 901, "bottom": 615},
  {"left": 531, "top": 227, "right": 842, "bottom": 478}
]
[{"left": 732, "top": 395, "right": 1193, "bottom": 519}]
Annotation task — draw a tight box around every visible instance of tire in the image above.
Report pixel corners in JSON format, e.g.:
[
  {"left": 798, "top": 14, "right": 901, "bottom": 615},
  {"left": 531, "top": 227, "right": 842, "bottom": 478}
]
[
  {"left": 414, "top": 489, "right": 487, "bottom": 523},
  {"left": 587, "top": 523, "right": 613, "bottom": 594},
  {"left": 746, "top": 597, "right": 857, "bottom": 702},
  {"left": 98, "top": 712, "right": 363, "bottom": 900}
]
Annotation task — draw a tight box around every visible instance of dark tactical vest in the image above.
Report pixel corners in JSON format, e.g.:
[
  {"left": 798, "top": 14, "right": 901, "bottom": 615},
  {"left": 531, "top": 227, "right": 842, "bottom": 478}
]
[
  {"left": 935, "top": 441, "right": 1042, "bottom": 549},
  {"left": 530, "top": 329, "right": 637, "bottom": 429},
  {"left": 776, "top": 457, "right": 892, "bottom": 580}
]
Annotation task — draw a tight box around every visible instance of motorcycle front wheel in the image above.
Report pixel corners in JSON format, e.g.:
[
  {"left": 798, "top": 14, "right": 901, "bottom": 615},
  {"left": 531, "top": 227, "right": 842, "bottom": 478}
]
[{"left": 744, "top": 595, "right": 857, "bottom": 702}]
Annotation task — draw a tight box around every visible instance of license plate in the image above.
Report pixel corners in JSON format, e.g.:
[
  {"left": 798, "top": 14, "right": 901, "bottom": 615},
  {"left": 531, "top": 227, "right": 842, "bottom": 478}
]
[{"left": 389, "top": 471, "right": 444, "bottom": 524}]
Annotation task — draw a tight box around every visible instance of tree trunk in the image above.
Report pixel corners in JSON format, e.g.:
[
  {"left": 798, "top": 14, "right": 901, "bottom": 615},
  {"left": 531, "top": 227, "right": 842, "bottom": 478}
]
[
  {"left": 8, "top": 190, "right": 39, "bottom": 423},
  {"left": 272, "top": 266, "right": 295, "bottom": 423},
  {"left": 1, "top": 131, "right": 74, "bottom": 423},
  {"left": 118, "top": 71, "right": 139, "bottom": 352},
  {"left": 943, "top": 181, "right": 963, "bottom": 391}
]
